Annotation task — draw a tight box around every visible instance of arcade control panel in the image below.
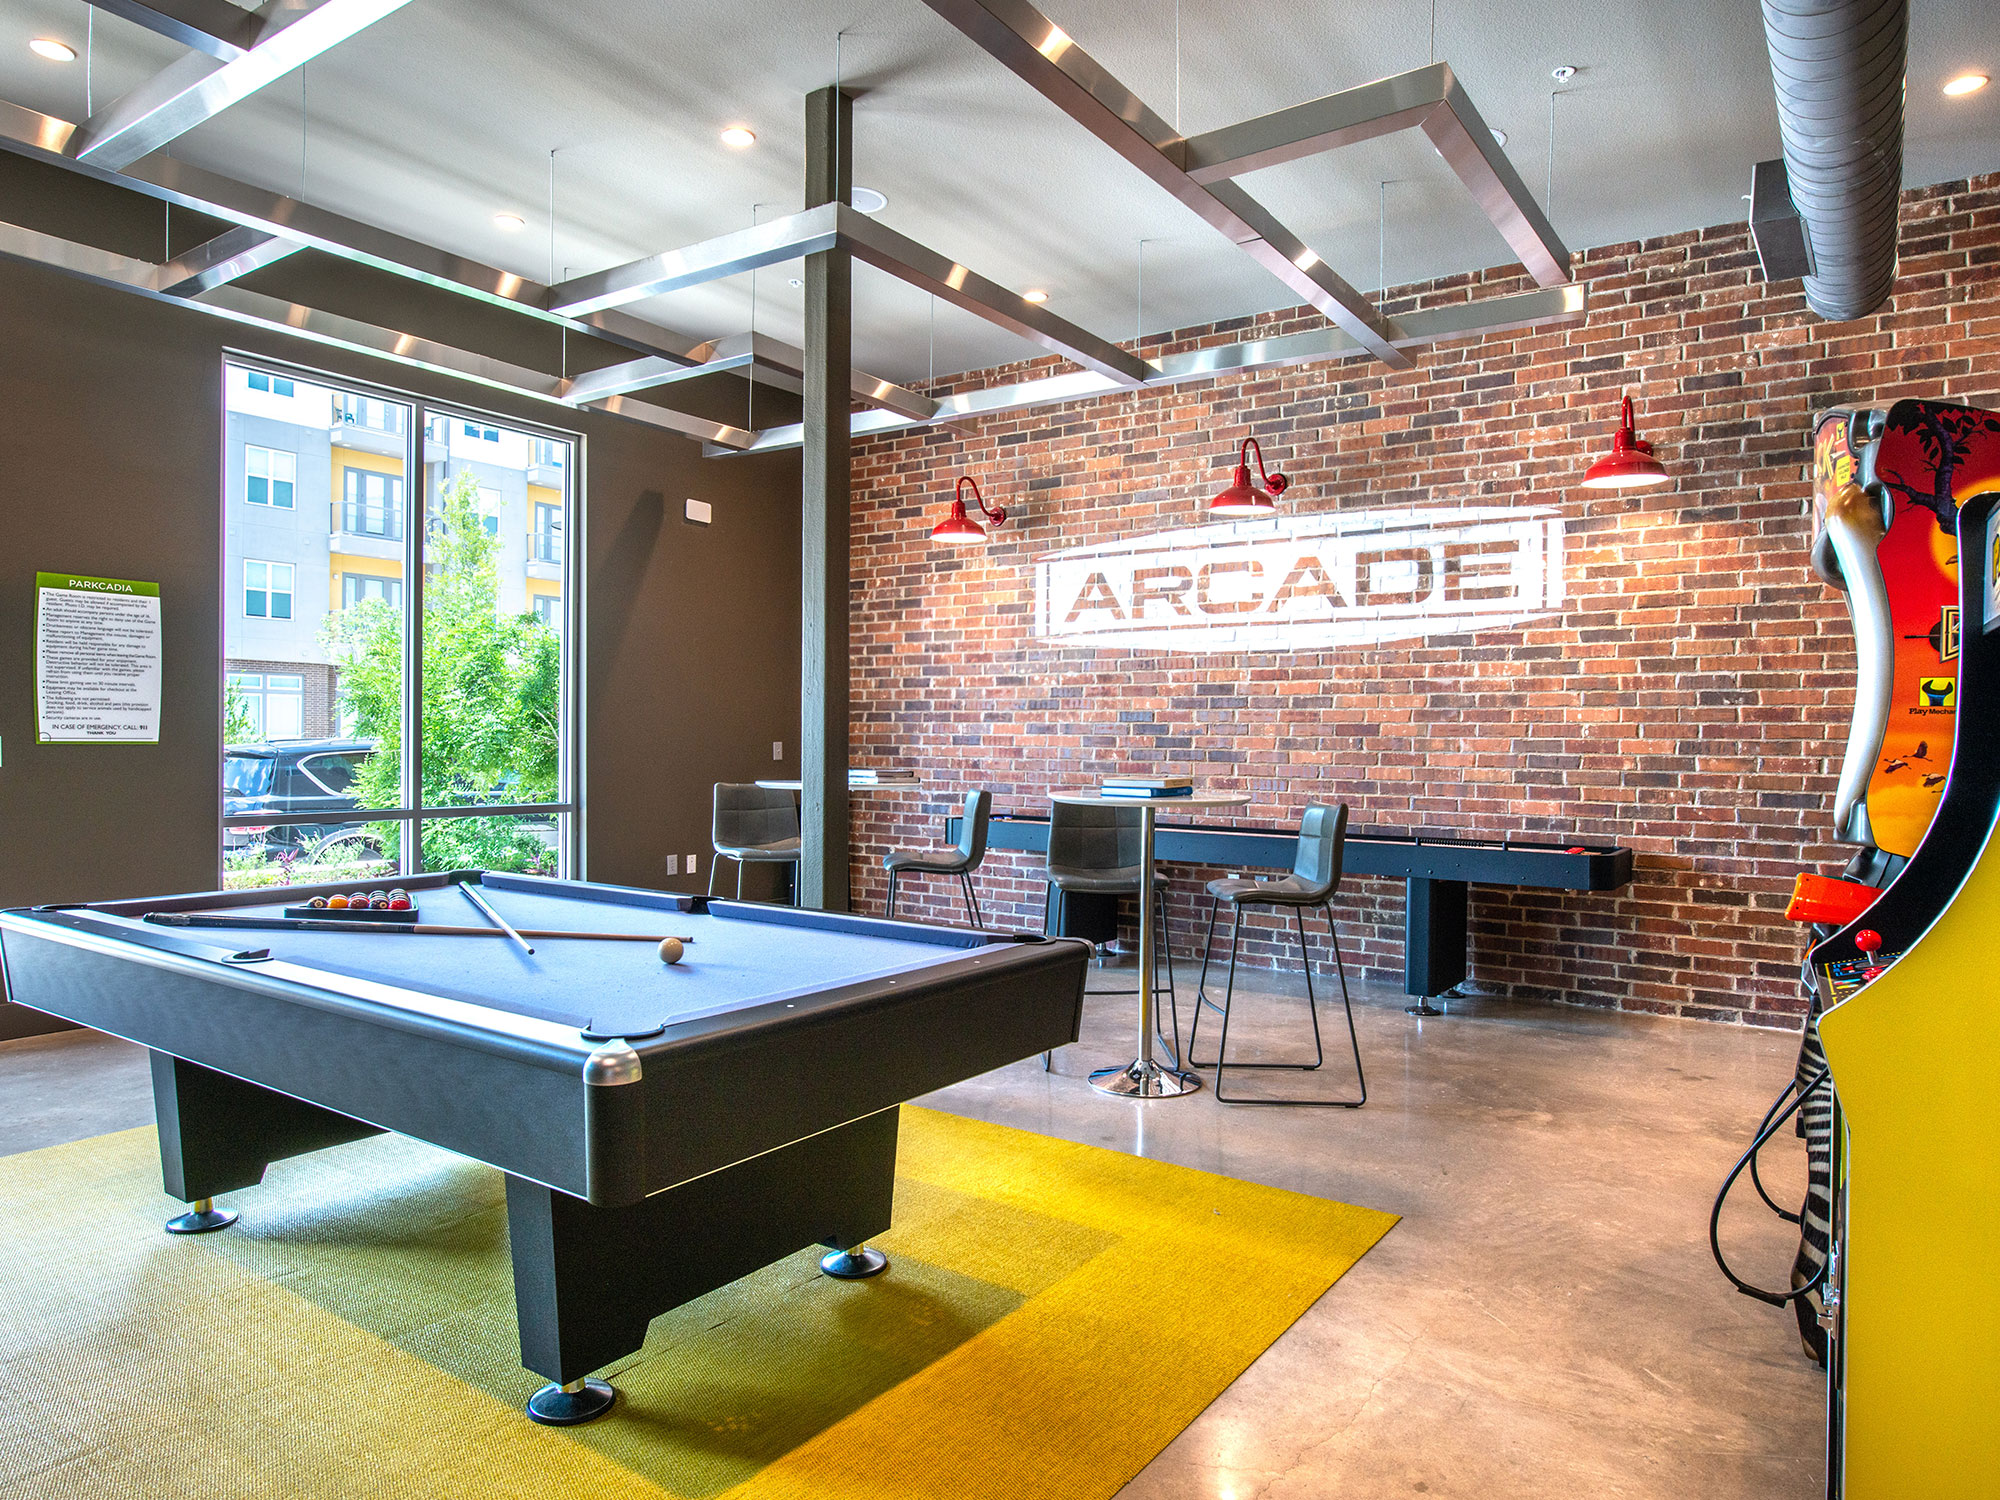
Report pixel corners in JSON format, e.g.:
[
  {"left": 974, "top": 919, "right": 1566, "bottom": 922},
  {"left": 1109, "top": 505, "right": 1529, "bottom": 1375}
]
[{"left": 1817, "top": 930, "right": 1904, "bottom": 1004}]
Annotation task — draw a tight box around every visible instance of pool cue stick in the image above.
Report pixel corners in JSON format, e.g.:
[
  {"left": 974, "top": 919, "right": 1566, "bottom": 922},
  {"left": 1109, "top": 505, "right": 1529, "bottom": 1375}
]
[
  {"left": 461, "top": 882, "right": 534, "bottom": 955},
  {"left": 143, "top": 914, "right": 692, "bottom": 941}
]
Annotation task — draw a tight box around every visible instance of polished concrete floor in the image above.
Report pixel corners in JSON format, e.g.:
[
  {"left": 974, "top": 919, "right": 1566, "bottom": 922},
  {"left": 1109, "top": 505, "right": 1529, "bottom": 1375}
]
[{"left": 0, "top": 968, "right": 1826, "bottom": 1498}]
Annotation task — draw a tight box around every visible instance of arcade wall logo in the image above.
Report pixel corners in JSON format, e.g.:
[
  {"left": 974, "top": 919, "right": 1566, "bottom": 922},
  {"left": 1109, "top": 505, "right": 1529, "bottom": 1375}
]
[{"left": 1033, "top": 504, "right": 1567, "bottom": 653}]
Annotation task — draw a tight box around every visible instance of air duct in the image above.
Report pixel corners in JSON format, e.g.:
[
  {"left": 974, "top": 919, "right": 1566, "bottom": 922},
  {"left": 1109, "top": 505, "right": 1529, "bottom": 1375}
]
[{"left": 1759, "top": 0, "right": 1907, "bottom": 321}]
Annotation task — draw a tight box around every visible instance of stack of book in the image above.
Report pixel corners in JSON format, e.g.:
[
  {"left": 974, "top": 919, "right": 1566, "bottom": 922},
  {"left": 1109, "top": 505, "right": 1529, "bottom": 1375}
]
[
  {"left": 1100, "top": 776, "right": 1195, "bottom": 799},
  {"left": 849, "top": 768, "right": 920, "bottom": 786}
]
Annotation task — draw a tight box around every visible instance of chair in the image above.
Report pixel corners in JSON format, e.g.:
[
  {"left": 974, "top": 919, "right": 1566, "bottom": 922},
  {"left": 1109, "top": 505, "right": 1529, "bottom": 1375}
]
[
  {"left": 885, "top": 790, "right": 992, "bottom": 926},
  {"left": 1044, "top": 801, "right": 1180, "bottom": 1068},
  {"left": 708, "top": 783, "right": 801, "bottom": 903},
  {"left": 1188, "top": 802, "right": 1365, "bottom": 1106}
]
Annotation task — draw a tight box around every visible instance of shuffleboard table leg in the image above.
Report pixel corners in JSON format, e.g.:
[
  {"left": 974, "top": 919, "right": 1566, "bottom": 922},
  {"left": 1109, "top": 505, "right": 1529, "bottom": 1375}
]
[{"left": 819, "top": 1243, "right": 889, "bottom": 1279}]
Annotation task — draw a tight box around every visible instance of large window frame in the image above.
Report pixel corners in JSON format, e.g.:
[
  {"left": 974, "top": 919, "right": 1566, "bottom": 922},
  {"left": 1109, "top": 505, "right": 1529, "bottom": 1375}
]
[{"left": 221, "top": 355, "right": 584, "bottom": 882}]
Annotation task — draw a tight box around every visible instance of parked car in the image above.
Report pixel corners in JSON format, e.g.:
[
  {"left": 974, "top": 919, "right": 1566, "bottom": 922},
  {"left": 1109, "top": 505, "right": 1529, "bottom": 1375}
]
[{"left": 224, "top": 738, "right": 383, "bottom": 863}]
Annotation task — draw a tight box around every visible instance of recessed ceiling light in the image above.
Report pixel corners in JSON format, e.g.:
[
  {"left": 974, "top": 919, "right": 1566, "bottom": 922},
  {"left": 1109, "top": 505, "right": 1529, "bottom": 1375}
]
[
  {"left": 1551, "top": 64, "right": 1577, "bottom": 83},
  {"left": 29, "top": 37, "right": 76, "bottom": 62},
  {"left": 851, "top": 186, "right": 889, "bottom": 213},
  {"left": 493, "top": 212, "right": 526, "bottom": 231},
  {"left": 719, "top": 125, "right": 756, "bottom": 149},
  {"left": 1022, "top": 289, "right": 1049, "bottom": 304},
  {"left": 788, "top": 277, "right": 803, "bottom": 288},
  {"left": 1943, "top": 72, "right": 1989, "bottom": 97},
  {"left": 1491, "top": 128, "right": 1507, "bottom": 146}
]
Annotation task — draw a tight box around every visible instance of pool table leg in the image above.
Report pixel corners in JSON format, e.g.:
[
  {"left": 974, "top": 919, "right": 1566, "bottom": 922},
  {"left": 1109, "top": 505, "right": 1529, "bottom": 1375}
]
[
  {"left": 505, "top": 1106, "right": 900, "bottom": 1423},
  {"left": 151, "top": 1052, "right": 384, "bottom": 1234}
]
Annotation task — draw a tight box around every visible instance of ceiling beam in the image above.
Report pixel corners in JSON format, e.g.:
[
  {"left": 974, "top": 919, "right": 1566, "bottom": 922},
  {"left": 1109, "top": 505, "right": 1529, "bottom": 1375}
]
[
  {"left": 70, "top": 0, "right": 414, "bottom": 172},
  {"left": 155, "top": 224, "right": 302, "bottom": 295},
  {"left": 698, "top": 333, "right": 939, "bottom": 420},
  {"left": 1181, "top": 63, "right": 1570, "bottom": 287},
  {"left": 917, "top": 0, "right": 1411, "bottom": 370},
  {"left": 553, "top": 201, "right": 1148, "bottom": 388},
  {"left": 83, "top": 0, "right": 266, "bottom": 61},
  {"left": 718, "top": 282, "right": 1588, "bottom": 455},
  {"left": 548, "top": 204, "right": 843, "bottom": 318}
]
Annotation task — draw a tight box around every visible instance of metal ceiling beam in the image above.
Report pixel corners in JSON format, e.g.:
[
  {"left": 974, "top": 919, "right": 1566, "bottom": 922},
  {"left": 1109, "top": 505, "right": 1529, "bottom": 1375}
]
[
  {"left": 917, "top": 0, "right": 1410, "bottom": 370},
  {"left": 156, "top": 224, "right": 302, "bottom": 295},
  {"left": 718, "top": 282, "right": 1587, "bottom": 456},
  {"left": 71, "top": 0, "right": 414, "bottom": 172},
  {"left": 83, "top": 0, "right": 266, "bottom": 61},
  {"left": 1181, "top": 63, "right": 1570, "bottom": 287},
  {"left": 554, "top": 203, "right": 1149, "bottom": 388},
  {"left": 697, "top": 333, "right": 939, "bottom": 420},
  {"left": 549, "top": 204, "right": 843, "bottom": 318},
  {"left": 0, "top": 216, "right": 756, "bottom": 449},
  {"left": 0, "top": 98, "right": 704, "bottom": 364}
]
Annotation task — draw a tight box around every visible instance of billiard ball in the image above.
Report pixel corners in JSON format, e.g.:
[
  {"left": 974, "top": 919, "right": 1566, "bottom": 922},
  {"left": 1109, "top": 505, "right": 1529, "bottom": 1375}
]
[
  {"left": 388, "top": 897, "right": 411, "bottom": 911},
  {"left": 658, "top": 937, "right": 684, "bottom": 965},
  {"left": 328, "top": 896, "right": 349, "bottom": 908},
  {"left": 307, "top": 897, "right": 328, "bottom": 908}
]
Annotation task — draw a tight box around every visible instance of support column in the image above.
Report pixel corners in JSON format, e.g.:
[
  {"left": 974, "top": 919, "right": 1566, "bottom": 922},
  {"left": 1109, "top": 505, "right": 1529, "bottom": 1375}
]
[{"left": 800, "top": 84, "right": 853, "bottom": 911}]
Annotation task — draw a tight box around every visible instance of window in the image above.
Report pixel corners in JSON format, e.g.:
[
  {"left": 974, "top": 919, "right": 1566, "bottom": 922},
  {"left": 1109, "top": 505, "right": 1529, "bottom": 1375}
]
[
  {"left": 246, "top": 371, "right": 295, "bottom": 397},
  {"left": 531, "top": 502, "right": 562, "bottom": 562},
  {"left": 228, "top": 673, "right": 304, "bottom": 739},
  {"left": 244, "top": 560, "right": 294, "bottom": 620},
  {"left": 335, "top": 394, "right": 404, "bottom": 433},
  {"left": 341, "top": 469, "right": 403, "bottom": 538},
  {"left": 340, "top": 573, "right": 403, "bottom": 609},
  {"left": 222, "top": 363, "right": 579, "bottom": 890},
  {"left": 245, "top": 446, "right": 296, "bottom": 508}
]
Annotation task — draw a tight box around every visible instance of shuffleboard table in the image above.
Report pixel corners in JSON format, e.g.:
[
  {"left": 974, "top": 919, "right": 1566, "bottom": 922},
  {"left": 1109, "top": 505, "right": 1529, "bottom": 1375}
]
[
  {"left": 0, "top": 871, "right": 1089, "bottom": 1424},
  {"left": 949, "top": 810, "right": 1635, "bottom": 1008}
]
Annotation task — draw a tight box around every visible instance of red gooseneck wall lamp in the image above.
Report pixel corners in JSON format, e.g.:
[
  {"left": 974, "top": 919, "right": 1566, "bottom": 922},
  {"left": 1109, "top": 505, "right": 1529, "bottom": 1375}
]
[
  {"left": 1582, "top": 395, "right": 1671, "bottom": 489},
  {"left": 930, "top": 475, "right": 1007, "bottom": 545},
  {"left": 1209, "top": 437, "right": 1289, "bottom": 516}
]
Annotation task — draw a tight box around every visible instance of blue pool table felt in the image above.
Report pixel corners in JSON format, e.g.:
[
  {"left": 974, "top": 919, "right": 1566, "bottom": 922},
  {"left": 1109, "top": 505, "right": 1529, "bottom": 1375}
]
[{"left": 134, "top": 885, "right": 978, "bottom": 1040}]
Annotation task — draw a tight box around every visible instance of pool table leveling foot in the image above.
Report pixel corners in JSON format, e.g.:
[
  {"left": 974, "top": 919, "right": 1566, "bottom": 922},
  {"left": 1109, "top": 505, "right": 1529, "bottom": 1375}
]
[
  {"left": 820, "top": 1243, "right": 889, "bottom": 1279},
  {"left": 527, "top": 1377, "right": 616, "bottom": 1426},
  {"left": 164, "top": 1198, "right": 237, "bottom": 1234}
]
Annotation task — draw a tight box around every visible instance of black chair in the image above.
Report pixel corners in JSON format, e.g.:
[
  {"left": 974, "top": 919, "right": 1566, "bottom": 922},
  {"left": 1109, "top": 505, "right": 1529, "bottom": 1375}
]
[
  {"left": 1188, "top": 802, "right": 1365, "bottom": 1106},
  {"left": 708, "top": 783, "right": 801, "bottom": 903},
  {"left": 885, "top": 790, "right": 991, "bottom": 926},
  {"left": 1044, "top": 801, "right": 1180, "bottom": 1068}
]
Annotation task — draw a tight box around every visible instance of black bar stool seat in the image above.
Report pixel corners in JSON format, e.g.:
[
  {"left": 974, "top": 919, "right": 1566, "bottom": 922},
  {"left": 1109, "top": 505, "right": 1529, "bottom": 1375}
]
[
  {"left": 886, "top": 790, "right": 991, "bottom": 927},
  {"left": 1045, "top": 802, "right": 1180, "bottom": 1069},
  {"left": 1190, "top": 802, "right": 1366, "bottom": 1106}
]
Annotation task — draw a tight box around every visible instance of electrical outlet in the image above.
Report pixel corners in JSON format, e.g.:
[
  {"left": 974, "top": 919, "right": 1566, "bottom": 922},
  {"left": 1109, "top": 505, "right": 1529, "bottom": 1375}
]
[
  {"left": 772, "top": 741, "right": 783, "bottom": 760},
  {"left": 663, "top": 855, "right": 679, "bottom": 876},
  {"left": 686, "top": 854, "right": 698, "bottom": 874}
]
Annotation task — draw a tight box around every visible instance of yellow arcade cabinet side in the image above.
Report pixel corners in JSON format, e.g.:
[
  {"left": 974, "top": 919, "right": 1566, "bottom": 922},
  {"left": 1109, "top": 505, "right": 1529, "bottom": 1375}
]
[{"left": 1813, "top": 398, "right": 2000, "bottom": 1497}]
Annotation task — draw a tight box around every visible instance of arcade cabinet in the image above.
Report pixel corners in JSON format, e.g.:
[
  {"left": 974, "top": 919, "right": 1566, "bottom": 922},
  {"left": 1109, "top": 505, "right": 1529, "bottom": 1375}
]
[{"left": 1773, "top": 399, "right": 2000, "bottom": 1496}]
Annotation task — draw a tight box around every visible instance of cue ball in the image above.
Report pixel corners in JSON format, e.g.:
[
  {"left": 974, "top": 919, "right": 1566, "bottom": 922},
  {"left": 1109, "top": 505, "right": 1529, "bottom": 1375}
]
[{"left": 658, "top": 938, "right": 684, "bottom": 965}]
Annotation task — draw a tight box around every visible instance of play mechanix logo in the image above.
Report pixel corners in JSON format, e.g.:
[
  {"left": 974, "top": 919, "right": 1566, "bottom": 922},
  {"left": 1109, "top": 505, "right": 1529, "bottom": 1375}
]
[{"left": 1033, "top": 504, "right": 1566, "bottom": 653}]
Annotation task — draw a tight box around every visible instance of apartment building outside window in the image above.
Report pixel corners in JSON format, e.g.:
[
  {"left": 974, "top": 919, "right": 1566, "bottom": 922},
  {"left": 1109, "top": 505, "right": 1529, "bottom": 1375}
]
[
  {"left": 229, "top": 671, "right": 305, "bottom": 740},
  {"left": 246, "top": 446, "right": 296, "bottom": 508},
  {"left": 342, "top": 470, "right": 403, "bottom": 538}
]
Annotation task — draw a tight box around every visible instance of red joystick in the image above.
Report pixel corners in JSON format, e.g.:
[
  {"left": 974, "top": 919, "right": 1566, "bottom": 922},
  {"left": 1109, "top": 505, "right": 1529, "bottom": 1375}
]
[{"left": 1855, "top": 930, "right": 1883, "bottom": 957}]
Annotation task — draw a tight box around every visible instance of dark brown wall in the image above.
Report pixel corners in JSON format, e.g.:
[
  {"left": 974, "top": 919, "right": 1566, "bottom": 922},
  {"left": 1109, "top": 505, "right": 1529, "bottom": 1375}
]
[{"left": 0, "top": 255, "right": 799, "bottom": 1037}]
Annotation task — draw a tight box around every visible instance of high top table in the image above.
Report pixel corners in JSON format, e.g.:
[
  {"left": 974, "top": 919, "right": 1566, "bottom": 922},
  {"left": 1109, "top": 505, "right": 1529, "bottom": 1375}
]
[{"left": 1050, "top": 787, "right": 1250, "bottom": 1098}]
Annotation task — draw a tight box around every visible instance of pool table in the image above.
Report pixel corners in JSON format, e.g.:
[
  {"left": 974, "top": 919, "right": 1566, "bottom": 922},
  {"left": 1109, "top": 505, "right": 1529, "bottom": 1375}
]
[{"left": 0, "top": 871, "right": 1089, "bottom": 1423}]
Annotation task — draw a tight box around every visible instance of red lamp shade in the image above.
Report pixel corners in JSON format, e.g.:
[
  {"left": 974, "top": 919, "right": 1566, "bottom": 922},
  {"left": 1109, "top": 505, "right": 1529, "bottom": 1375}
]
[
  {"left": 930, "top": 474, "right": 1006, "bottom": 545},
  {"left": 1582, "top": 396, "right": 1670, "bottom": 489},
  {"left": 1209, "top": 437, "right": 1290, "bottom": 516}
]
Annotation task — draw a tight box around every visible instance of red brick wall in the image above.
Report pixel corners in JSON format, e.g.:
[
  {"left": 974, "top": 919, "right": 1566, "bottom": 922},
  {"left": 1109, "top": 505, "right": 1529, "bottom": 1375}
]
[{"left": 848, "top": 176, "right": 2000, "bottom": 1026}]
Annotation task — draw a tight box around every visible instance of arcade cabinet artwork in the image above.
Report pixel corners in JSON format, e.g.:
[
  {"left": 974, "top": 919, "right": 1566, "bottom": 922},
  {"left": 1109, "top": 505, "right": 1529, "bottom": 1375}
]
[{"left": 1713, "top": 398, "right": 2000, "bottom": 1499}]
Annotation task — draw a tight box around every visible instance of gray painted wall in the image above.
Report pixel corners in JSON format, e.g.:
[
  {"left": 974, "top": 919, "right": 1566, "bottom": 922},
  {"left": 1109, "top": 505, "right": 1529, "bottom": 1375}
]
[{"left": 0, "top": 256, "right": 801, "bottom": 1039}]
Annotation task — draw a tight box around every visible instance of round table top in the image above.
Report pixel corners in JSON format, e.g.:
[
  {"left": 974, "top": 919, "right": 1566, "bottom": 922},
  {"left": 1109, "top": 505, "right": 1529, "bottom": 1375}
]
[{"left": 1049, "top": 789, "right": 1250, "bottom": 811}]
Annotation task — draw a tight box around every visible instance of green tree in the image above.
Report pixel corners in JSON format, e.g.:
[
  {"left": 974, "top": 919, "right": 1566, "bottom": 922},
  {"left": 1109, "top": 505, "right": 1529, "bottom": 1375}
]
[
  {"left": 223, "top": 675, "right": 258, "bottom": 744},
  {"left": 324, "top": 470, "right": 562, "bottom": 873}
]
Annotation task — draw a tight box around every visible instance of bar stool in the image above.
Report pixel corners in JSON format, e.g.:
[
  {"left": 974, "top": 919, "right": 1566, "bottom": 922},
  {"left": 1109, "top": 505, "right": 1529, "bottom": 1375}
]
[
  {"left": 708, "top": 783, "right": 801, "bottom": 903},
  {"left": 1189, "top": 802, "right": 1365, "bottom": 1106},
  {"left": 885, "top": 790, "right": 991, "bottom": 926},
  {"left": 1045, "top": 801, "right": 1181, "bottom": 1068}
]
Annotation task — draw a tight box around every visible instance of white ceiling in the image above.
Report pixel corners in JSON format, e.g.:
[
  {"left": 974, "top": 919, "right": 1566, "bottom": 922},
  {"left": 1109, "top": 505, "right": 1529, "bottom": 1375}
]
[{"left": 0, "top": 0, "right": 1995, "bottom": 383}]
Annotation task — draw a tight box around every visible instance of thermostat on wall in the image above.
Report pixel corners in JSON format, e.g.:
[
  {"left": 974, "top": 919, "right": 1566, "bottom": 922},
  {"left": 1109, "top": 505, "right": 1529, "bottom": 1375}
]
[{"left": 684, "top": 498, "right": 712, "bottom": 526}]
